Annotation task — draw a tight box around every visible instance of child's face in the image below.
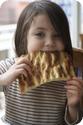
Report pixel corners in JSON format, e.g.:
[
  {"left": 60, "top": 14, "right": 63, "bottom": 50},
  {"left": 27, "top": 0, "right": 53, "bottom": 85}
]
[{"left": 27, "top": 14, "right": 64, "bottom": 53}]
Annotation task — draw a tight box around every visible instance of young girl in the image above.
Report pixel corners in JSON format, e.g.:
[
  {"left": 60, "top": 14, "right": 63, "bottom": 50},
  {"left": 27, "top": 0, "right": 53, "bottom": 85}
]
[{"left": 0, "top": 0, "right": 83, "bottom": 125}]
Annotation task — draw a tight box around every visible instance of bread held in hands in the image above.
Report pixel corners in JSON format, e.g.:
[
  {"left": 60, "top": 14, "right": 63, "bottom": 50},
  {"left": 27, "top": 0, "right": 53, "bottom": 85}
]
[{"left": 18, "top": 51, "right": 75, "bottom": 94}]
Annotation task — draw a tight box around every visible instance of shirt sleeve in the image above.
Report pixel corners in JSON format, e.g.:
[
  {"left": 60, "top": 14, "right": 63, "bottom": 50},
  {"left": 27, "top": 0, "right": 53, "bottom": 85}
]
[
  {"left": 0, "top": 58, "right": 15, "bottom": 91},
  {"left": 0, "top": 59, "right": 8, "bottom": 91},
  {"left": 0, "top": 58, "right": 15, "bottom": 74},
  {"left": 64, "top": 105, "right": 82, "bottom": 125}
]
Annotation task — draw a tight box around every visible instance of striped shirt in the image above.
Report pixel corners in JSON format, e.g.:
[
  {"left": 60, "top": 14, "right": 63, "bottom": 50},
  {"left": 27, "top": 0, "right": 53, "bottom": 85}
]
[{"left": 0, "top": 58, "right": 81, "bottom": 125}]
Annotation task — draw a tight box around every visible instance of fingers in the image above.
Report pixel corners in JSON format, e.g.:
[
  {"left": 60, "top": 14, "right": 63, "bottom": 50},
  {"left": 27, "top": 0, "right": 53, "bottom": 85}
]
[
  {"left": 66, "top": 90, "right": 80, "bottom": 99},
  {"left": 16, "top": 63, "right": 33, "bottom": 77},
  {"left": 14, "top": 56, "right": 33, "bottom": 77},
  {"left": 65, "top": 85, "right": 80, "bottom": 92},
  {"left": 66, "top": 78, "right": 83, "bottom": 90},
  {"left": 65, "top": 78, "right": 83, "bottom": 100},
  {"left": 16, "top": 56, "right": 32, "bottom": 68},
  {"left": 72, "top": 77, "right": 83, "bottom": 87},
  {"left": 17, "top": 68, "right": 28, "bottom": 78},
  {"left": 65, "top": 85, "right": 81, "bottom": 99}
]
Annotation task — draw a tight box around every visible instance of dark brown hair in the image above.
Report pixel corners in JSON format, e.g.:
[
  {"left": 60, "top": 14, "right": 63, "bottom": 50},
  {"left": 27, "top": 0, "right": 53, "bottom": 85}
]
[{"left": 15, "top": 0, "right": 73, "bottom": 58}]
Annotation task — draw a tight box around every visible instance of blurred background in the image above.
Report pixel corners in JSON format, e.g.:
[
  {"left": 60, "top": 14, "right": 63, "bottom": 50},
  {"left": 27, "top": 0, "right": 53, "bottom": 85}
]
[
  {"left": 0, "top": 0, "right": 83, "bottom": 124},
  {"left": 0, "top": 0, "right": 83, "bottom": 58}
]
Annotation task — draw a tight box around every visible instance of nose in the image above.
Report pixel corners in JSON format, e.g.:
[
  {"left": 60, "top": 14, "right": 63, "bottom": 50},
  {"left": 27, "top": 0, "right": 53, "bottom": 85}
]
[{"left": 45, "top": 38, "right": 54, "bottom": 47}]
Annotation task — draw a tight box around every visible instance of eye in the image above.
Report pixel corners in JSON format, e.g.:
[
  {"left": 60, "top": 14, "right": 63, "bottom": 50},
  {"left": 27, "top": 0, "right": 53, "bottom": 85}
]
[{"left": 35, "top": 32, "right": 45, "bottom": 38}]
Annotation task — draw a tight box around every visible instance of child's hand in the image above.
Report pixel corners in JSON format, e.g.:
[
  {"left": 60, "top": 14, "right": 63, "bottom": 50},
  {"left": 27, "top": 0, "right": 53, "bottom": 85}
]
[
  {"left": 1, "top": 56, "right": 32, "bottom": 86},
  {"left": 65, "top": 77, "right": 83, "bottom": 108}
]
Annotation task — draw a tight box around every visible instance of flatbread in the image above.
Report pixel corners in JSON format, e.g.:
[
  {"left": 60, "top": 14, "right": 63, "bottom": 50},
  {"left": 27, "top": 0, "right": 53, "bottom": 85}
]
[{"left": 18, "top": 51, "right": 75, "bottom": 93}]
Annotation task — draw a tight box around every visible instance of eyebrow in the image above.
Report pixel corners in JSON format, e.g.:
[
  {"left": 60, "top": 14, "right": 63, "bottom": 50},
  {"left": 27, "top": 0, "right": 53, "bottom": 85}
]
[
  {"left": 35, "top": 27, "right": 47, "bottom": 31},
  {"left": 35, "top": 27, "right": 57, "bottom": 33}
]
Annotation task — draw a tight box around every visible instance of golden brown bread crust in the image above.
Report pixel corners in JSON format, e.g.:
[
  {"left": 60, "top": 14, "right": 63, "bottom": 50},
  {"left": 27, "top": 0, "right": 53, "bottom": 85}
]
[{"left": 18, "top": 51, "right": 75, "bottom": 93}]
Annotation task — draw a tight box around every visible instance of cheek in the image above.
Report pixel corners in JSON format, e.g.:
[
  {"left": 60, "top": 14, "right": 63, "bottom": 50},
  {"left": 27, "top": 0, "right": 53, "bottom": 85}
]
[
  {"left": 28, "top": 41, "right": 44, "bottom": 53},
  {"left": 56, "top": 41, "right": 64, "bottom": 51}
]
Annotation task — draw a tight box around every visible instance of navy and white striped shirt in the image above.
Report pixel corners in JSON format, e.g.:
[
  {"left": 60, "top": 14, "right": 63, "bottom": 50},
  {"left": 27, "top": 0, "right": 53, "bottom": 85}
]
[{"left": 0, "top": 58, "right": 82, "bottom": 125}]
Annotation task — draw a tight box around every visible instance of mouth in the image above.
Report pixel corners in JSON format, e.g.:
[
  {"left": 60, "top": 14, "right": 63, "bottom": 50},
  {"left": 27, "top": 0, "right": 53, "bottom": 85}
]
[{"left": 41, "top": 48, "right": 59, "bottom": 52}]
